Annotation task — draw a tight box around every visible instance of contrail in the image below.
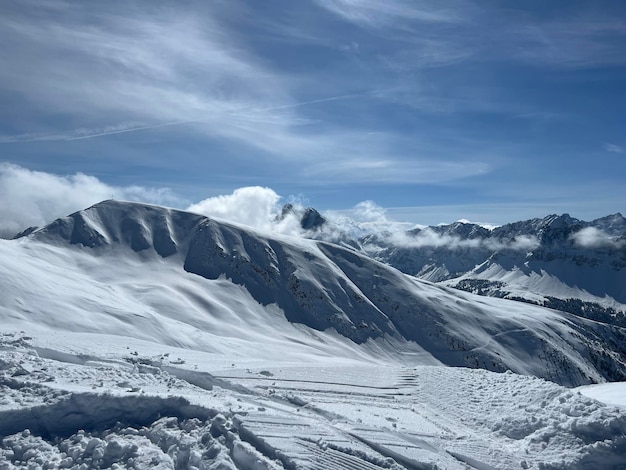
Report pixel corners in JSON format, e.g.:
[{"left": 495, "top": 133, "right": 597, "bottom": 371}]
[
  {"left": 64, "top": 120, "right": 197, "bottom": 141},
  {"left": 253, "top": 89, "right": 382, "bottom": 112}
]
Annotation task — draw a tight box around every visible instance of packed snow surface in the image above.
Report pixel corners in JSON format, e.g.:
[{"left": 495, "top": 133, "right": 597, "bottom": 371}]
[
  {"left": 1, "top": 200, "right": 626, "bottom": 469},
  {"left": 1, "top": 333, "right": 626, "bottom": 469},
  {"left": 578, "top": 382, "right": 626, "bottom": 408}
]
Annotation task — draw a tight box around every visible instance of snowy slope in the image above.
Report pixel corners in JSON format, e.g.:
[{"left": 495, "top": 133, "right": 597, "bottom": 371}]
[{"left": 1, "top": 200, "right": 626, "bottom": 468}]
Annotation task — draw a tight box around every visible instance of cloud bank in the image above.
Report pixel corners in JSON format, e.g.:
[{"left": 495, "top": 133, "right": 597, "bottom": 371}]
[
  {"left": 2, "top": 164, "right": 506, "bottom": 249},
  {"left": 0, "top": 164, "right": 182, "bottom": 239},
  {"left": 0, "top": 165, "right": 617, "bottom": 258},
  {"left": 386, "top": 230, "right": 539, "bottom": 251},
  {"left": 0, "top": 165, "right": 305, "bottom": 239}
]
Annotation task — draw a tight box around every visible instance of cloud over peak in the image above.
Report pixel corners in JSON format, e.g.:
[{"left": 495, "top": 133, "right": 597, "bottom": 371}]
[
  {"left": 0, "top": 163, "right": 182, "bottom": 239},
  {"left": 187, "top": 187, "right": 280, "bottom": 229}
]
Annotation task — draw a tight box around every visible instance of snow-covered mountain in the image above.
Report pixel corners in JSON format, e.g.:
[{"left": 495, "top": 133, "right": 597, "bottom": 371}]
[
  {"left": 8, "top": 199, "right": 625, "bottom": 386},
  {"left": 2, "top": 200, "right": 626, "bottom": 469},
  {"left": 356, "top": 213, "right": 626, "bottom": 327}
]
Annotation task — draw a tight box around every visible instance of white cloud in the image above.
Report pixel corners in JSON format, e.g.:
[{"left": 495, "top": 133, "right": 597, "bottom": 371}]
[
  {"left": 570, "top": 227, "right": 625, "bottom": 249},
  {"left": 321, "top": 201, "right": 417, "bottom": 240},
  {"left": 354, "top": 200, "right": 388, "bottom": 222},
  {"left": 0, "top": 165, "right": 304, "bottom": 239},
  {"left": 187, "top": 187, "right": 280, "bottom": 229},
  {"left": 384, "top": 229, "right": 539, "bottom": 251},
  {"left": 186, "top": 187, "right": 303, "bottom": 236},
  {"left": 0, "top": 164, "right": 182, "bottom": 239},
  {"left": 507, "top": 235, "right": 541, "bottom": 251},
  {"left": 604, "top": 143, "right": 624, "bottom": 154}
]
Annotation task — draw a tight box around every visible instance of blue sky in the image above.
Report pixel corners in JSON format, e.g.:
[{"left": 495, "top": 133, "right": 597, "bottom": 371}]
[{"left": 1, "top": 0, "right": 625, "bottom": 229}]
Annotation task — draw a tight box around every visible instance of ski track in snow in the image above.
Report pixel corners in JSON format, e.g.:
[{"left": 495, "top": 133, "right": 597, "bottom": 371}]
[{"left": 1, "top": 332, "right": 626, "bottom": 470}]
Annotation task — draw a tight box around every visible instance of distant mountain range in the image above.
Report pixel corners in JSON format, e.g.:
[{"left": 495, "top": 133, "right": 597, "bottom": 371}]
[
  {"left": 290, "top": 208, "right": 626, "bottom": 328},
  {"left": 3, "top": 200, "right": 626, "bottom": 387}
]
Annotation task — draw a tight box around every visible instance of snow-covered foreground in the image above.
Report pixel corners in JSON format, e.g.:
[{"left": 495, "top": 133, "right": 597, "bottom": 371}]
[{"left": 2, "top": 331, "right": 626, "bottom": 470}]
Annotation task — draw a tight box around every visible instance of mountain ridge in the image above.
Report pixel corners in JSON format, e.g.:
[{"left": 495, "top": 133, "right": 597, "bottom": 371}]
[
  {"left": 11, "top": 199, "right": 626, "bottom": 386},
  {"left": 349, "top": 211, "right": 626, "bottom": 325}
]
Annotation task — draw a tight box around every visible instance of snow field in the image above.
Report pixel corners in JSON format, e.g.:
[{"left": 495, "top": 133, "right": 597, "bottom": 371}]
[{"left": 1, "top": 333, "right": 626, "bottom": 469}]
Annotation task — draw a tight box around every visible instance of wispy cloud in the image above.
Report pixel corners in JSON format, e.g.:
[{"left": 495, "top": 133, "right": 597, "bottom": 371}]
[
  {"left": 0, "top": 122, "right": 193, "bottom": 143},
  {"left": 2, "top": 0, "right": 625, "bottom": 200},
  {"left": 376, "top": 229, "right": 541, "bottom": 252},
  {"left": 317, "top": 1, "right": 626, "bottom": 70},
  {"left": 604, "top": 143, "right": 624, "bottom": 154},
  {"left": 0, "top": 2, "right": 293, "bottom": 145},
  {"left": 1, "top": 2, "right": 495, "bottom": 186},
  {"left": 511, "top": 18, "right": 626, "bottom": 69},
  {"left": 0, "top": 91, "right": 381, "bottom": 144},
  {"left": 303, "top": 157, "right": 490, "bottom": 184},
  {"left": 314, "top": 0, "right": 462, "bottom": 29}
]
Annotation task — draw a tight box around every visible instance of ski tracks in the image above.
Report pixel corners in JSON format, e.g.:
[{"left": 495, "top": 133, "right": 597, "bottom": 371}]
[{"left": 3, "top": 333, "right": 626, "bottom": 469}]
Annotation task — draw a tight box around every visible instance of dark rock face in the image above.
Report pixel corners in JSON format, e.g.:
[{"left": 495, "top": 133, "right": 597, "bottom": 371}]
[
  {"left": 300, "top": 208, "right": 326, "bottom": 231},
  {"left": 278, "top": 204, "right": 326, "bottom": 231},
  {"left": 11, "top": 226, "right": 39, "bottom": 239},
  {"left": 183, "top": 219, "right": 394, "bottom": 343}
]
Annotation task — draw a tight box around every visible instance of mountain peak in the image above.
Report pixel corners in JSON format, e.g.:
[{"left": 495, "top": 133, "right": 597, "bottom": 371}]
[
  {"left": 541, "top": 213, "right": 577, "bottom": 228},
  {"left": 278, "top": 204, "right": 326, "bottom": 231},
  {"left": 591, "top": 212, "right": 626, "bottom": 234},
  {"left": 31, "top": 199, "right": 206, "bottom": 257}
]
